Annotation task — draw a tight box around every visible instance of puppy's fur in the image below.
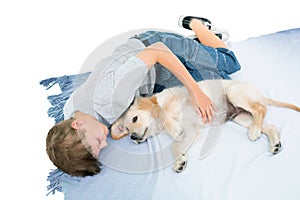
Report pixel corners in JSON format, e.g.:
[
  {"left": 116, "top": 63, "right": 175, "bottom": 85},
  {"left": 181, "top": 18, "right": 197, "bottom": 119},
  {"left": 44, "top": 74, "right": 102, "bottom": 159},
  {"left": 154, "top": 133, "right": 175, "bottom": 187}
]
[{"left": 111, "top": 80, "right": 300, "bottom": 172}]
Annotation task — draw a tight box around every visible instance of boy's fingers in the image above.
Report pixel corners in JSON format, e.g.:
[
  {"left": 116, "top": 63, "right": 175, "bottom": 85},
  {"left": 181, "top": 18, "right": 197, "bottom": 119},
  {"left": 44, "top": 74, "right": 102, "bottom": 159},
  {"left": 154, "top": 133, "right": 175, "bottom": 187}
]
[
  {"left": 206, "top": 109, "right": 212, "bottom": 124},
  {"left": 212, "top": 103, "right": 218, "bottom": 112},
  {"left": 194, "top": 106, "right": 202, "bottom": 116},
  {"left": 201, "top": 109, "right": 207, "bottom": 124}
]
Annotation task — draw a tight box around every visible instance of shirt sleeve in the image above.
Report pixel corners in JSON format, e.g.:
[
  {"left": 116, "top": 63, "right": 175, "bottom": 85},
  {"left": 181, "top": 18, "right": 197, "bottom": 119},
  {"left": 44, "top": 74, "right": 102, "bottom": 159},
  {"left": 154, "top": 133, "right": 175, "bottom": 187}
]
[
  {"left": 110, "top": 56, "right": 149, "bottom": 121},
  {"left": 94, "top": 56, "right": 150, "bottom": 124}
]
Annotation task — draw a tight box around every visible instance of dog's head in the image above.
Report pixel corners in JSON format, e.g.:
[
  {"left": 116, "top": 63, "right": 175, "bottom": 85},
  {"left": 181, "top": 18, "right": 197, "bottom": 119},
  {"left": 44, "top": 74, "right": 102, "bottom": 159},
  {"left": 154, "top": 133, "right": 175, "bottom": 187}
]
[{"left": 111, "top": 96, "right": 161, "bottom": 144}]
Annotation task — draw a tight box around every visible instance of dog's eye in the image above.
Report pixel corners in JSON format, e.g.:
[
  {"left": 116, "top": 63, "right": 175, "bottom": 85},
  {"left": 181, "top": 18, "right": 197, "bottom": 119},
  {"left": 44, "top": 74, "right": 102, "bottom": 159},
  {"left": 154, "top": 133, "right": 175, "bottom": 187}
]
[{"left": 132, "top": 116, "right": 138, "bottom": 123}]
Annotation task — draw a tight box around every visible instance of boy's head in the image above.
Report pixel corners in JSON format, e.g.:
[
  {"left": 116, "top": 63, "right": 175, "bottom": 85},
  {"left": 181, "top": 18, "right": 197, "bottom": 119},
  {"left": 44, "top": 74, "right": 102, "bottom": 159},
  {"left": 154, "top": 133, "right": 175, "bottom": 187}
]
[{"left": 46, "top": 118, "right": 101, "bottom": 177}]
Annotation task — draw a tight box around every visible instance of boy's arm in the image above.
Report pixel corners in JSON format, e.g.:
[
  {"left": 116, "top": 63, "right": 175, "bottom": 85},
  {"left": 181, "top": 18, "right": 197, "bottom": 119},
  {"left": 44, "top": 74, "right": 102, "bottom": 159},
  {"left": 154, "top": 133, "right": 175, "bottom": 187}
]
[{"left": 136, "top": 42, "right": 215, "bottom": 124}]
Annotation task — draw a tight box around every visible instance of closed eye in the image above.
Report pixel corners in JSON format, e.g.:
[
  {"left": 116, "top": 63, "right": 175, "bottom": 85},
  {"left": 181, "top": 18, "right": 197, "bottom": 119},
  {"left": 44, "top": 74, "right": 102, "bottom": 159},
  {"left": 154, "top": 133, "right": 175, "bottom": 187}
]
[{"left": 132, "top": 116, "right": 138, "bottom": 123}]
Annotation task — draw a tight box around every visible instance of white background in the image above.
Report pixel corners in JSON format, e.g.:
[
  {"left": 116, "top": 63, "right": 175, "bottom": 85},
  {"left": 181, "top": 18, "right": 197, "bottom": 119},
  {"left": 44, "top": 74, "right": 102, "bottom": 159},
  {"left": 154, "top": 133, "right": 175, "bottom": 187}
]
[{"left": 0, "top": 0, "right": 299, "bottom": 199}]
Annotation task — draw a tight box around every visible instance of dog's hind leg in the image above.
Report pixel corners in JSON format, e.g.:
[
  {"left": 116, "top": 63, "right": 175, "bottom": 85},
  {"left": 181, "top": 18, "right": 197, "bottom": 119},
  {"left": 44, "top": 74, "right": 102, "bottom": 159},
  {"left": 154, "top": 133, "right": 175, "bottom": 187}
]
[
  {"left": 232, "top": 113, "right": 281, "bottom": 154},
  {"left": 228, "top": 99, "right": 266, "bottom": 141},
  {"left": 261, "top": 124, "right": 281, "bottom": 154},
  {"left": 226, "top": 82, "right": 268, "bottom": 141},
  {"left": 246, "top": 102, "right": 267, "bottom": 141}
]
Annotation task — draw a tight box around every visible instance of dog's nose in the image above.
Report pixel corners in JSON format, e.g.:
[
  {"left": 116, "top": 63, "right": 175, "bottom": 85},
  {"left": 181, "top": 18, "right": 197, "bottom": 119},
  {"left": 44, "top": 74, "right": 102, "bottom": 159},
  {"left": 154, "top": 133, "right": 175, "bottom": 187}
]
[{"left": 130, "top": 132, "right": 139, "bottom": 140}]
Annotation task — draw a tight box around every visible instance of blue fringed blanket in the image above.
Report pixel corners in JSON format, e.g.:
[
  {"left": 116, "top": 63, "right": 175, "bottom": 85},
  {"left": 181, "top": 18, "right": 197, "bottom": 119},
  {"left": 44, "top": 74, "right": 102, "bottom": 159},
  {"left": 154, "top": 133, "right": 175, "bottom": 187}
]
[{"left": 40, "top": 72, "right": 91, "bottom": 124}]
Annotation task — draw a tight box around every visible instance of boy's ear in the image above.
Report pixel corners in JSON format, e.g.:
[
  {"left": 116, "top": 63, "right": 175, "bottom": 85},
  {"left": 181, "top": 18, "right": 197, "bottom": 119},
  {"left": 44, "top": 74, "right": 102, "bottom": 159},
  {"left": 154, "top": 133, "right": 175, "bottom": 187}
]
[{"left": 71, "top": 120, "right": 84, "bottom": 130}]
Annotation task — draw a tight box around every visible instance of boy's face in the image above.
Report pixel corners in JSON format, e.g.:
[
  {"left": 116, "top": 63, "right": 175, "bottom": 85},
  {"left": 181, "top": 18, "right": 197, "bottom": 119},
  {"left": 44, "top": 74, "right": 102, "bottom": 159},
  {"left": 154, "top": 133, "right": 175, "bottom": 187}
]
[
  {"left": 74, "top": 112, "right": 109, "bottom": 157},
  {"left": 85, "top": 116, "right": 109, "bottom": 157}
]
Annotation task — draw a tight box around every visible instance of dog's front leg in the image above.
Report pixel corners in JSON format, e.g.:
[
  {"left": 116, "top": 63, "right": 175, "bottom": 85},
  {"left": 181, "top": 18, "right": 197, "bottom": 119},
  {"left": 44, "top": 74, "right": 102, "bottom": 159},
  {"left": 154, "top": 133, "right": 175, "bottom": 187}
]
[
  {"left": 172, "top": 142, "right": 187, "bottom": 173},
  {"left": 164, "top": 118, "right": 184, "bottom": 142}
]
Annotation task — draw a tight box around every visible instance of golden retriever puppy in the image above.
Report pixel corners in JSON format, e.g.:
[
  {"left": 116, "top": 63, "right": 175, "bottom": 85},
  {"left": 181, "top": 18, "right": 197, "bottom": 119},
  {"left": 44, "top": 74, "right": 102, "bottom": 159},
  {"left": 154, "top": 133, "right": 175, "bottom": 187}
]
[{"left": 111, "top": 80, "right": 300, "bottom": 172}]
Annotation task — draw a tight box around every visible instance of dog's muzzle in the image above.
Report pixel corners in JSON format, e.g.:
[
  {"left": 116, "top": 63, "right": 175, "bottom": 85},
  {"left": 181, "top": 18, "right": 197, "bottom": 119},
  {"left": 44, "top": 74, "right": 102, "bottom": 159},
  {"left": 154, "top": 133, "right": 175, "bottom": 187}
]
[
  {"left": 130, "top": 132, "right": 141, "bottom": 140},
  {"left": 130, "top": 128, "right": 148, "bottom": 144}
]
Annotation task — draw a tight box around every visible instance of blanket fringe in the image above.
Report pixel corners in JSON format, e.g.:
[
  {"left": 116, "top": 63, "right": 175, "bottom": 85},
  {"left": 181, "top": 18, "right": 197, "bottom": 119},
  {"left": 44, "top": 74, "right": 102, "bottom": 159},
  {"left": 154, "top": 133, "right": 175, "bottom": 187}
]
[
  {"left": 46, "top": 169, "right": 81, "bottom": 196},
  {"left": 46, "top": 169, "right": 64, "bottom": 195},
  {"left": 40, "top": 72, "right": 91, "bottom": 123}
]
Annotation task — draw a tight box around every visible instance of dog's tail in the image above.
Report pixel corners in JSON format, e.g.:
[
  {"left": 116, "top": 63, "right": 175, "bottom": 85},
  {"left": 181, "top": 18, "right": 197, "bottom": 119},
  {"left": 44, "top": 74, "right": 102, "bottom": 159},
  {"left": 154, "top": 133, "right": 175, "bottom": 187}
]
[{"left": 264, "top": 98, "right": 300, "bottom": 112}]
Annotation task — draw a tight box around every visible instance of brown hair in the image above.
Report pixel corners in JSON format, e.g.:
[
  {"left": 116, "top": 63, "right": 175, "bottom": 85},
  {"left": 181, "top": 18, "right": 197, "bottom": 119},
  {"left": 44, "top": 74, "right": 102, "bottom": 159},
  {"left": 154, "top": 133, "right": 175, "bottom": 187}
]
[{"left": 46, "top": 118, "right": 101, "bottom": 176}]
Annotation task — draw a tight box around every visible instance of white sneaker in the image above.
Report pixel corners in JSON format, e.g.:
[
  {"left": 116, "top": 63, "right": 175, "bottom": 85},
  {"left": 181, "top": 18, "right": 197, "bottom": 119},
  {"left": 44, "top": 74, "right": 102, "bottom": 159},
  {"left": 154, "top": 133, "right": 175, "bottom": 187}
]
[
  {"left": 212, "top": 29, "right": 230, "bottom": 41},
  {"left": 178, "top": 15, "right": 214, "bottom": 30}
]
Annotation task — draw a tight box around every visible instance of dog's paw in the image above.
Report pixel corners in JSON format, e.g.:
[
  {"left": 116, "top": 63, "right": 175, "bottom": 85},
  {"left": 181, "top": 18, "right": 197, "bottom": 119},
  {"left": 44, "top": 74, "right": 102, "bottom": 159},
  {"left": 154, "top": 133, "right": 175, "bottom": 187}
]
[
  {"left": 270, "top": 141, "right": 282, "bottom": 154},
  {"left": 174, "top": 131, "right": 184, "bottom": 142},
  {"left": 248, "top": 126, "right": 262, "bottom": 141},
  {"left": 172, "top": 154, "right": 187, "bottom": 173}
]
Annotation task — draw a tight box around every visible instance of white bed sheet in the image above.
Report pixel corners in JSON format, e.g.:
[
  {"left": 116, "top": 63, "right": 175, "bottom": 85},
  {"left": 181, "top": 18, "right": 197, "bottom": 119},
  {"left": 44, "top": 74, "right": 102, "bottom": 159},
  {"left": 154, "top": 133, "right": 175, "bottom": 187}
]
[{"left": 149, "top": 28, "right": 300, "bottom": 200}]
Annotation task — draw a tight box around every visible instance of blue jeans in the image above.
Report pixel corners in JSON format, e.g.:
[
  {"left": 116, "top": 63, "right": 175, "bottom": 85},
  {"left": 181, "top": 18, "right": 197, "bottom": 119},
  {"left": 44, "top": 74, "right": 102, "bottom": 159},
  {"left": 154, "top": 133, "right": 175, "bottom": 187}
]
[{"left": 134, "top": 31, "right": 241, "bottom": 92}]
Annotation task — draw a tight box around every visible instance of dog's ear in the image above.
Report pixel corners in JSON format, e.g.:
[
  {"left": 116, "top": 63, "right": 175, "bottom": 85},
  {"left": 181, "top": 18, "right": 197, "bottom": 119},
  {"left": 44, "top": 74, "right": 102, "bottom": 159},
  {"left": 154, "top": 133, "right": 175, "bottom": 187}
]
[
  {"left": 149, "top": 96, "right": 158, "bottom": 104},
  {"left": 110, "top": 123, "right": 129, "bottom": 140},
  {"left": 149, "top": 96, "right": 161, "bottom": 118},
  {"left": 135, "top": 96, "right": 157, "bottom": 110}
]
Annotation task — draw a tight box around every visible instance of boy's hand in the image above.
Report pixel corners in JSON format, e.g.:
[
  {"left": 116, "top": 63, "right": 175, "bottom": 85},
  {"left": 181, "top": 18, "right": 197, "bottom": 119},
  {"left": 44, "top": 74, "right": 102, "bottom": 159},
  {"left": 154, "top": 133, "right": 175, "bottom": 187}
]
[{"left": 191, "top": 89, "right": 217, "bottom": 124}]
